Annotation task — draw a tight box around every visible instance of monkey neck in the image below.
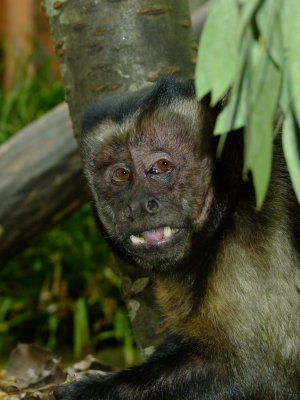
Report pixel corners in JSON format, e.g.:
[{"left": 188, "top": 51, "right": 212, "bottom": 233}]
[{"left": 154, "top": 221, "right": 224, "bottom": 332}]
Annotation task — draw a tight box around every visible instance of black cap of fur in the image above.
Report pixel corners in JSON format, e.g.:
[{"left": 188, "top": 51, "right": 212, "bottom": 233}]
[{"left": 80, "top": 75, "right": 195, "bottom": 136}]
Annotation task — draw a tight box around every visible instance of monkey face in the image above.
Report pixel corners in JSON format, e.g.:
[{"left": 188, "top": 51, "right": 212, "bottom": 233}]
[
  {"left": 85, "top": 107, "right": 215, "bottom": 272},
  {"left": 80, "top": 77, "right": 218, "bottom": 272}
]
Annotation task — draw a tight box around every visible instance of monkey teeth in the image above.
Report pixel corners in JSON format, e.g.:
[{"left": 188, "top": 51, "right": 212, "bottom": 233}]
[
  {"left": 130, "top": 235, "right": 146, "bottom": 245},
  {"left": 130, "top": 226, "right": 178, "bottom": 246},
  {"left": 164, "top": 226, "right": 172, "bottom": 239}
]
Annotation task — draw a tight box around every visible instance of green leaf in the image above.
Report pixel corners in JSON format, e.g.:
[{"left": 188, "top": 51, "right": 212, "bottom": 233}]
[
  {"left": 214, "top": 42, "right": 251, "bottom": 136},
  {"left": 244, "top": 41, "right": 281, "bottom": 207},
  {"left": 282, "top": 0, "right": 300, "bottom": 127},
  {"left": 214, "top": 26, "right": 253, "bottom": 157},
  {"left": 238, "top": 0, "right": 261, "bottom": 40},
  {"left": 255, "top": 0, "right": 283, "bottom": 67},
  {"left": 195, "top": 0, "right": 239, "bottom": 103},
  {"left": 73, "top": 298, "right": 91, "bottom": 359},
  {"left": 279, "top": 63, "right": 290, "bottom": 114},
  {"left": 250, "top": 120, "right": 273, "bottom": 208},
  {"left": 282, "top": 111, "right": 300, "bottom": 202}
]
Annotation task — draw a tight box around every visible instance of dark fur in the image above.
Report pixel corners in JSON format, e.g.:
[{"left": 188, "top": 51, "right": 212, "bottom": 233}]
[{"left": 54, "top": 76, "right": 300, "bottom": 399}]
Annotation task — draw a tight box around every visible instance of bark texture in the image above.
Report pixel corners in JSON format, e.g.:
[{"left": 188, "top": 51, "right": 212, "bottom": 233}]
[
  {"left": 42, "top": 0, "right": 197, "bottom": 136},
  {"left": 0, "top": 104, "right": 88, "bottom": 263},
  {"left": 42, "top": 0, "right": 196, "bottom": 353}
]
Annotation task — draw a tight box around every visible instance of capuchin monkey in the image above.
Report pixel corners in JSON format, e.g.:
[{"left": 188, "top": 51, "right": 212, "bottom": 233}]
[{"left": 54, "top": 76, "right": 300, "bottom": 399}]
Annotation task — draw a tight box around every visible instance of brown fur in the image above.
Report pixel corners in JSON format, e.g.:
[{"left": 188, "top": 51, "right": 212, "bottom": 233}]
[
  {"left": 155, "top": 144, "right": 300, "bottom": 393},
  {"left": 58, "top": 76, "right": 300, "bottom": 400},
  {"left": 86, "top": 96, "right": 300, "bottom": 396}
]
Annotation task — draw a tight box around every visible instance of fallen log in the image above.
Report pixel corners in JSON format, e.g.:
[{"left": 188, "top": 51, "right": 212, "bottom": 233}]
[{"left": 0, "top": 103, "right": 88, "bottom": 263}]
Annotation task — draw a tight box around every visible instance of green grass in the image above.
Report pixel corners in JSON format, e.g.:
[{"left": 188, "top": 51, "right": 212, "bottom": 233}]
[
  {"left": 0, "top": 53, "right": 64, "bottom": 143},
  {"left": 0, "top": 49, "right": 135, "bottom": 366}
]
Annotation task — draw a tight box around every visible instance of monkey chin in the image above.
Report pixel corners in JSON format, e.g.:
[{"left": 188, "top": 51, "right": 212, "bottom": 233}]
[{"left": 124, "top": 227, "right": 192, "bottom": 273}]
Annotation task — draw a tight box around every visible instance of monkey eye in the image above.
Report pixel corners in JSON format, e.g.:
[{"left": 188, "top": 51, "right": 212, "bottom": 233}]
[
  {"left": 149, "top": 159, "right": 174, "bottom": 175},
  {"left": 112, "top": 167, "right": 130, "bottom": 182}
]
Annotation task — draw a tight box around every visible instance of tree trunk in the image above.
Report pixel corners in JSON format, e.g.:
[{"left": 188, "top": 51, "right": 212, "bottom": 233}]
[
  {"left": 42, "top": 0, "right": 196, "bottom": 355},
  {"left": 0, "top": 104, "right": 88, "bottom": 263},
  {"left": 42, "top": 0, "right": 196, "bottom": 136}
]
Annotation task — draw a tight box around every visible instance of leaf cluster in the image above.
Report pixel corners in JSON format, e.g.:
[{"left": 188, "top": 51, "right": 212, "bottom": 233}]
[{"left": 196, "top": 0, "right": 300, "bottom": 206}]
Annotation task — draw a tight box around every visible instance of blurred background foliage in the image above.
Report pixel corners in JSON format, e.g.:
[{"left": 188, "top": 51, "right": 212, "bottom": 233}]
[{"left": 0, "top": 46, "right": 136, "bottom": 367}]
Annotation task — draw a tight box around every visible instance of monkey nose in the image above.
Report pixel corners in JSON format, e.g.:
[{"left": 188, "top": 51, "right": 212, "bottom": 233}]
[
  {"left": 124, "top": 197, "right": 160, "bottom": 219},
  {"left": 145, "top": 198, "right": 160, "bottom": 214}
]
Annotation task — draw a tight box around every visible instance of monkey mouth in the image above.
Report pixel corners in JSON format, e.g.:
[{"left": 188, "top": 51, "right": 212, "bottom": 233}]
[{"left": 129, "top": 226, "right": 180, "bottom": 246}]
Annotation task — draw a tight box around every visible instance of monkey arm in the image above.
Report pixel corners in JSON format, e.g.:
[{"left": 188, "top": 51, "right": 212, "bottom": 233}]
[
  {"left": 53, "top": 336, "right": 239, "bottom": 400},
  {"left": 53, "top": 335, "right": 300, "bottom": 400}
]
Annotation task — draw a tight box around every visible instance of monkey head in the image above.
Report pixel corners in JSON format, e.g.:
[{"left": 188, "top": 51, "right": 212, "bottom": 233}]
[{"left": 79, "top": 76, "right": 218, "bottom": 272}]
